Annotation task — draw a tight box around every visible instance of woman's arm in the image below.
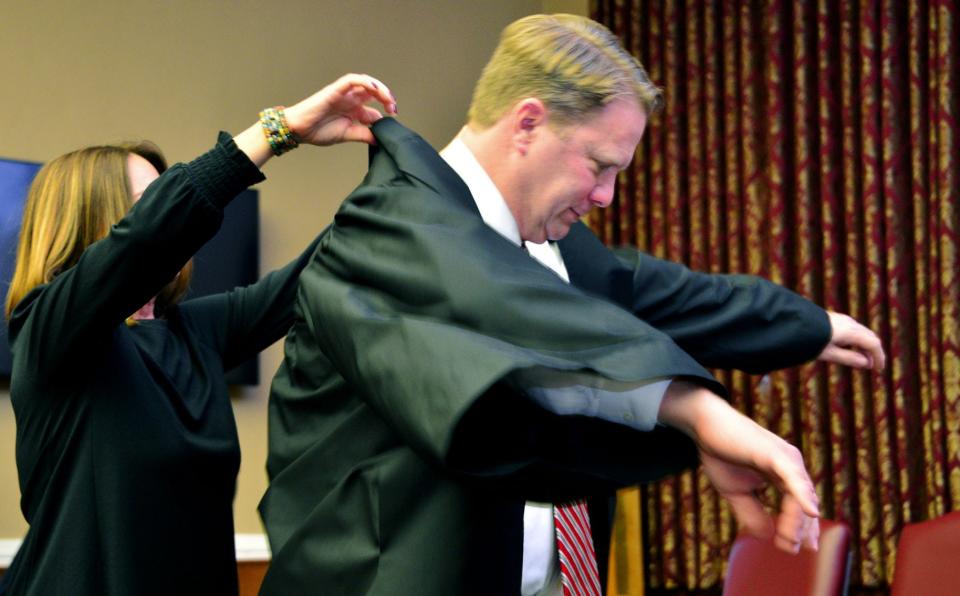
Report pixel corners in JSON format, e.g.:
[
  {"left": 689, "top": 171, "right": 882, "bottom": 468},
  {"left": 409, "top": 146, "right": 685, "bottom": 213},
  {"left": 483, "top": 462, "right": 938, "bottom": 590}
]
[
  {"left": 9, "top": 137, "right": 261, "bottom": 375},
  {"left": 177, "top": 230, "right": 324, "bottom": 370},
  {"left": 175, "top": 75, "right": 401, "bottom": 365},
  {"left": 8, "top": 74, "right": 396, "bottom": 374}
]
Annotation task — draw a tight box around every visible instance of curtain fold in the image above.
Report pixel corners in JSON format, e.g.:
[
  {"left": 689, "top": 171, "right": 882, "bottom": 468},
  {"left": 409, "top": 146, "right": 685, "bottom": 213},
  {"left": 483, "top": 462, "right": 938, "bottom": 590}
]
[{"left": 591, "top": 0, "right": 959, "bottom": 591}]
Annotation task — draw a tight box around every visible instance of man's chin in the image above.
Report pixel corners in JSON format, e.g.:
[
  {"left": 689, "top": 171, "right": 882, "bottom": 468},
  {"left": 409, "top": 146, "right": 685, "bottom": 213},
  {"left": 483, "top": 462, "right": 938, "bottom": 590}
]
[{"left": 546, "top": 227, "right": 572, "bottom": 242}]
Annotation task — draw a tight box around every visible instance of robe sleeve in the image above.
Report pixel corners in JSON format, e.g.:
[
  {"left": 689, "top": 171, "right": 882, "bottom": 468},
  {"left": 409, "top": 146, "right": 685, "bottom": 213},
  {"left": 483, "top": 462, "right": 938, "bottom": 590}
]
[{"left": 296, "top": 158, "right": 719, "bottom": 476}]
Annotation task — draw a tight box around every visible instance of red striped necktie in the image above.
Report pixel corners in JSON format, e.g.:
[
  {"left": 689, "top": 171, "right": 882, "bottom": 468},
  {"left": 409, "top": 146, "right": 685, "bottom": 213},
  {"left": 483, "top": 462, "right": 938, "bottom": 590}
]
[{"left": 555, "top": 500, "right": 602, "bottom": 596}]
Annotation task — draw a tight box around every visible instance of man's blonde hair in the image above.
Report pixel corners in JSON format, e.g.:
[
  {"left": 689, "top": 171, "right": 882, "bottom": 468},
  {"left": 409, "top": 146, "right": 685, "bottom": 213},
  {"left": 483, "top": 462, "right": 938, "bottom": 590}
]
[
  {"left": 6, "top": 142, "right": 192, "bottom": 318},
  {"left": 467, "top": 13, "right": 663, "bottom": 129}
]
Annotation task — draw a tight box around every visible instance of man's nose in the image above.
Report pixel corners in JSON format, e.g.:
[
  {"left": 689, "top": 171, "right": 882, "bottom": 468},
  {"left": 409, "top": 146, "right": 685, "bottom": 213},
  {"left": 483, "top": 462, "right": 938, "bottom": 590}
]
[{"left": 590, "top": 179, "right": 616, "bottom": 208}]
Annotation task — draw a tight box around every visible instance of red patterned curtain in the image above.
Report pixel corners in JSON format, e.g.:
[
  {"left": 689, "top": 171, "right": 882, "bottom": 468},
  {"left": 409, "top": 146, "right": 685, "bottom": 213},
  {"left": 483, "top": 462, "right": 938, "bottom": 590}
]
[{"left": 590, "top": 0, "right": 959, "bottom": 592}]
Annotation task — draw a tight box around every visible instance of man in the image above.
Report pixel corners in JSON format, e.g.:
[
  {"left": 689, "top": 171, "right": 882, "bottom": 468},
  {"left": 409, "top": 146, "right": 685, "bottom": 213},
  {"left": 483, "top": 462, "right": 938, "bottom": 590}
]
[{"left": 259, "top": 14, "right": 883, "bottom": 595}]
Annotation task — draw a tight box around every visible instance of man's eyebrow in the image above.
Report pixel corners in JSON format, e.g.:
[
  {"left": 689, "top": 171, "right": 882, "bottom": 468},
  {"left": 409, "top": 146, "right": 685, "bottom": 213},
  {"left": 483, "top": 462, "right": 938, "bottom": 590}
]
[
  {"left": 595, "top": 154, "right": 631, "bottom": 171},
  {"left": 590, "top": 146, "right": 632, "bottom": 171}
]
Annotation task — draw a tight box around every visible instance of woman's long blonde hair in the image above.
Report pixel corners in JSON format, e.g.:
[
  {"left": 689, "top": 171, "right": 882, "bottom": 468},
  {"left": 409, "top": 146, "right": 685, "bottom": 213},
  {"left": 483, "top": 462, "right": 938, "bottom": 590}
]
[{"left": 5, "top": 142, "right": 192, "bottom": 318}]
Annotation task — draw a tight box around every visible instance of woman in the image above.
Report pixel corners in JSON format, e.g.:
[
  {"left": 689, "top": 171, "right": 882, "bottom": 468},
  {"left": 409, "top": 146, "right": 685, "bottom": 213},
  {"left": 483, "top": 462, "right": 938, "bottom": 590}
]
[{"left": 0, "top": 74, "right": 396, "bottom": 595}]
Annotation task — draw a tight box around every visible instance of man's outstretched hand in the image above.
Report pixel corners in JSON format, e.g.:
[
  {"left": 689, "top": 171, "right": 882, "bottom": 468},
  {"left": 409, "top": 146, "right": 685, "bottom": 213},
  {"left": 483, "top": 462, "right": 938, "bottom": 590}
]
[
  {"left": 818, "top": 311, "right": 885, "bottom": 371},
  {"left": 658, "top": 381, "right": 820, "bottom": 553}
]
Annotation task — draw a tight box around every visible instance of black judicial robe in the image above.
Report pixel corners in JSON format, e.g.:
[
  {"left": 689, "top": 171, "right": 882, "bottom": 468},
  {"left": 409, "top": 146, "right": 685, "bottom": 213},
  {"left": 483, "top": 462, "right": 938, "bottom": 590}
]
[{"left": 259, "top": 118, "right": 831, "bottom": 595}]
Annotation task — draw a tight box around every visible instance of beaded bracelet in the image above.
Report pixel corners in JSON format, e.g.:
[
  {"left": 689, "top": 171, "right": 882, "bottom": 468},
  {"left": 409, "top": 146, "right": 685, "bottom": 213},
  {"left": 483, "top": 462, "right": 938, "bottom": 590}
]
[{"left": 259, "top": 106, "right": 299, "bottom": 156}]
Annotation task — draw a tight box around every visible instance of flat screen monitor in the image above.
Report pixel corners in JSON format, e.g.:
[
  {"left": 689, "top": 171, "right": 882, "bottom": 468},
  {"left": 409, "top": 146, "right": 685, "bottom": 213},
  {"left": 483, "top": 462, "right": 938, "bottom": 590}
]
[{"left": 0, "top": 157, "right": 260, "bottom": 385}]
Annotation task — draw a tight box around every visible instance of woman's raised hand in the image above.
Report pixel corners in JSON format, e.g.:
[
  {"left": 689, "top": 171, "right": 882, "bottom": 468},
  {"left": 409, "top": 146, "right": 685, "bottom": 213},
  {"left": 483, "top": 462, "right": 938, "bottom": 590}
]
[{"left": 285, "top": 73, "right": 397, "bottom": 146}]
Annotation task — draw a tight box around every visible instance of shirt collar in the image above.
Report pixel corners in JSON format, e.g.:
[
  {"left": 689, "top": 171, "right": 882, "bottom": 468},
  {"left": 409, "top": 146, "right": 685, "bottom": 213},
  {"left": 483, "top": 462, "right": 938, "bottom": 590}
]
[
  {"left": 439, "top": 133, "right": 571, "bottom": 282},
  {"left": 439, "top": 134, "right": 522, "bottom": 247}
]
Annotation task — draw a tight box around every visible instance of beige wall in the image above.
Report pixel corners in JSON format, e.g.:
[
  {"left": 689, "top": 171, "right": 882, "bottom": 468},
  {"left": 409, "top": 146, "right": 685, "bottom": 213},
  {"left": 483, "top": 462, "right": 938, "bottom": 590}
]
[{"left": 0, "top": 0, "right": 588, "bottom": 538}]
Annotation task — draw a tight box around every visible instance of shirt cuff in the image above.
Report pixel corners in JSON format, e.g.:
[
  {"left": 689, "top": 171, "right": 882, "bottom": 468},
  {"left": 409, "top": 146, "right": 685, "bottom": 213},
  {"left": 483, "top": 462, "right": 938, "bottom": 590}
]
[{"left": 512, "top": 367, "right": 671, "bottom": 431}]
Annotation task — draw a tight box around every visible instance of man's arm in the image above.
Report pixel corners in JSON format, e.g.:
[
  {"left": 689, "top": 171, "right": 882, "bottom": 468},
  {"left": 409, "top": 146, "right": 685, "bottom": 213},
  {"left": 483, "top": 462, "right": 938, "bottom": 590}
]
[
  {"left": 446, "top": 381, "right": 700, "bottom": 501},
  {"left": 561, "top": 223, "right": 881, "bottom": 552},
  {"left": 657, "top": 380, "right": 820, "bottom": 553},
  {"left": 560, "top": 222, "right": 884, "bottom": 374}
]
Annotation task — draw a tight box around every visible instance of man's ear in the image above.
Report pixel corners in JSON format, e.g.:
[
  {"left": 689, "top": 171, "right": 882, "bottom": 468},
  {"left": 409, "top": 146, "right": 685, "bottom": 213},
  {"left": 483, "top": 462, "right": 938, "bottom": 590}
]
[{"left": 510, "top": 98, "right": 548, "bottom": 155}]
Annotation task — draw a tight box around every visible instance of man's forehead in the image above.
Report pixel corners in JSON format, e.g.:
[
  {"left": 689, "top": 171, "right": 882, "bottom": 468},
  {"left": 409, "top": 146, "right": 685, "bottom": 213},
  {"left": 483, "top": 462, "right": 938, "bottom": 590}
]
[{"left": 580, "top": 104, "right": 646, "bottom": 165}]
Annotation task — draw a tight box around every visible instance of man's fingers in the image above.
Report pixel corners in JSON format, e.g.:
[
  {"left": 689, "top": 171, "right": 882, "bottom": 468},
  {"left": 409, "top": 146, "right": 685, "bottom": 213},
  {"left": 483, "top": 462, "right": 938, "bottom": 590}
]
[
  {"left": 764, "top": 439, "right": 820, "bottom": 518},
  {"left": 819, "top": 345, "right": 873, "bottom": 369},
  {"left": 774, "top": 496, "right": 819, "bottom": 554},
  {"left": 726, "top": 492, "right": 775, "bottom": 540},
  {"left": 778, "top": 473, "right": 820, "bottom": 519},
  {"left": 848, "top": 324, "right": 885, "bottom": 370},
  {"left": 822, "top": 311, "right": 886, "bottom": 370},
  {"left": 804, "top": 516, "right": 821, "bottom": 551},
  {"left": 871, "top": 345, "right": 886, "bottom": 370}
]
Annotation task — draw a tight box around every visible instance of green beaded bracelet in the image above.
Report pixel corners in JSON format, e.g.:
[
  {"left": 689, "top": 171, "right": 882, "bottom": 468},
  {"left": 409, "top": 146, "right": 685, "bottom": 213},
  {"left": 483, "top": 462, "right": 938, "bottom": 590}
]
[{"left": 259, "top": 106, "right": 299, "bottom": 156}]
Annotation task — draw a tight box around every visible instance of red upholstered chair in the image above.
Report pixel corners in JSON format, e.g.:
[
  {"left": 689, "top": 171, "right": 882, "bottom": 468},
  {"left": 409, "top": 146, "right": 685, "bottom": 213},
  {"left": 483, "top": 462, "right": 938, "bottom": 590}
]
[
  {"left": 722, "top": 519, "right": 852, "bottom": 596},
  {"left": 890, "top": 510, "right": 960, "bottom": 596}
]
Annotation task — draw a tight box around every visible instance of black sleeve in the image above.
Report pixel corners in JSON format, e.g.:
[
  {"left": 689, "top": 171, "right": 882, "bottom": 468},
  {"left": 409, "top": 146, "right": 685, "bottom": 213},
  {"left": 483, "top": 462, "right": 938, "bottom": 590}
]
[
  {"left": 559, "top": 222, "right": 832, "bottom": 373},
  {"left": 447, "top": 381, "right": 699, "bottom": 500},
  {"left": 8, "top": 133, "right": 264, "bottom": 375},
  {"left": 177, "top": 231, "right": 324, "bottom": 370}
]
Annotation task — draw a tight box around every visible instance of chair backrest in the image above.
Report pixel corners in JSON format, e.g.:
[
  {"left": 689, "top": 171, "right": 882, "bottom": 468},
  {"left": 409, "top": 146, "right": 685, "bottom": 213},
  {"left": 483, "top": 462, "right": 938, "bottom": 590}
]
[
  {"left": 722, "top": 519, "right": 852, "bottom": 596},
  {"left": 890, "top": 510, "right": 960, "bottom": 596}
]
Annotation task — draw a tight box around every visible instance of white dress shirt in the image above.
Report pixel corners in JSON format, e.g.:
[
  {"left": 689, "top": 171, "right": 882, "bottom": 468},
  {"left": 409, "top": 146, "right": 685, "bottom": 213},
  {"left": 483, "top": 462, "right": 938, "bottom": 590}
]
[{"left": 440, "top": 135, "right": 670, "bottom": 595}]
